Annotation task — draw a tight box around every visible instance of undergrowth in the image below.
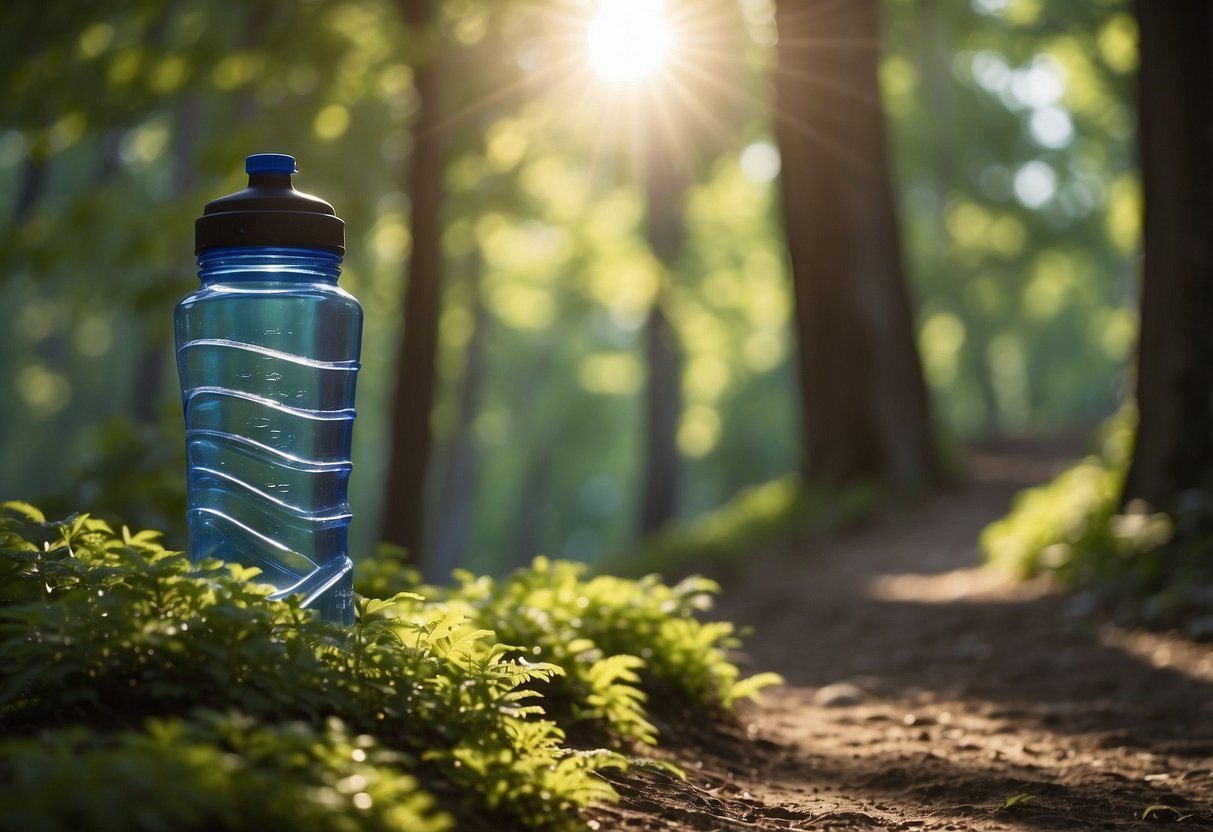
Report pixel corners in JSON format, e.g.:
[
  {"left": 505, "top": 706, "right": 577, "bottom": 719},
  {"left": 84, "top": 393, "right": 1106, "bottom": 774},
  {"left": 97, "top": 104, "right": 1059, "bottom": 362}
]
[
  {"left": 358, "top": 556, "right": 782, "bottom": 745},
  {"left": 981, "top": 404, "right": 1213, "bottom": 635},
  {"left": 598, "top": 475, "right": 880, "bottom": 579},
  {"left": 0, "top": 502, "right": 779, "bottom": 831}
]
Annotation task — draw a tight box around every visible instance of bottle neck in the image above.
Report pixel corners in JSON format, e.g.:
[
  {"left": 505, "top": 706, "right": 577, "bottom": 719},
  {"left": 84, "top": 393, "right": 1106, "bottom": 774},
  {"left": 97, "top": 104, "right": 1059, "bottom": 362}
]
[{"left": 197, "top": 246, "right": 343, "bottom": 285}]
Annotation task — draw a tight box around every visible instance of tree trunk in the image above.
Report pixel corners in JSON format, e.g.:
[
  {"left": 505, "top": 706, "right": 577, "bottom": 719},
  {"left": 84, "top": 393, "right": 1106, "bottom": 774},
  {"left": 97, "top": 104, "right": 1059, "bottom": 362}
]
[
  {"left": 773, "top": 0, "right": 934, "bottom": 488},
  {"left": 638, "top": 127, "right": 686, "bottom": 535},
  {"left": 639, "top": 298, "right": 682, "bottom": 533},
  {"left": 429, "top": 258, "right": 488, "bottom": 580},
  {"left": 1122, "top": 3, "right": 1213, "bottom": 508},
  {"left": 382, "top": 5, "right": 445, "bottom": 561}
]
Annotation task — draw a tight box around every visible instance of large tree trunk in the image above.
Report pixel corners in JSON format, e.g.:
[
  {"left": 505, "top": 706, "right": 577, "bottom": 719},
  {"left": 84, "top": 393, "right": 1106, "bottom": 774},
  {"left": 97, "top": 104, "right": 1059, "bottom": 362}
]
[
  {"left": 1122, "top": 3, "right": 1213, "bottom": 508},
  {"left": 773, "top": 0, "right": 934, "bottom": 488},
  {"left": 382, "top": 2, "right": 445, "bottom": 560}
]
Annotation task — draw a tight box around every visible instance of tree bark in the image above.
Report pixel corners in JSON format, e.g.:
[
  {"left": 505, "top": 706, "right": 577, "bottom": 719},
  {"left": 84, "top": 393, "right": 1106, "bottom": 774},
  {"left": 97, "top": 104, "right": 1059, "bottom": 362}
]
[
  {"left": 639, "top": 296, "right": 682, "bottom": 533},
  {"left": 637, "top": 121, "right": 687, "bottom": 535},
  {"left": 1122, "top": 3, "right": 1213, "bottom": 508},
  {"left": 382, "top": 5, "right": 445, "bottom": 560},
  {"left": 773, "top": 0, "right": 934, "bottom": 488}
]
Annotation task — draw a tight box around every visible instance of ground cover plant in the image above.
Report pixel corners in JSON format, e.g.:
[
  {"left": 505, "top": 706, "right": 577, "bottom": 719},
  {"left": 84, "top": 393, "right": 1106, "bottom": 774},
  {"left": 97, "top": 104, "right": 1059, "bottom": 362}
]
[
  {"left": 981, "top": 406, "right": 1213, "bottom": 635},
  {"left": 0, "top": 502, "right": 779, "bottom": 831}
]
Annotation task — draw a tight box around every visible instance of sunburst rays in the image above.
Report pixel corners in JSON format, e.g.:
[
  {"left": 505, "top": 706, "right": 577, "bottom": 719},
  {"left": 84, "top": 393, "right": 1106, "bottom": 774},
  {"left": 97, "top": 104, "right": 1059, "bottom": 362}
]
[{"left": 411, "top": 0, "right": 887, "bottom": 188}]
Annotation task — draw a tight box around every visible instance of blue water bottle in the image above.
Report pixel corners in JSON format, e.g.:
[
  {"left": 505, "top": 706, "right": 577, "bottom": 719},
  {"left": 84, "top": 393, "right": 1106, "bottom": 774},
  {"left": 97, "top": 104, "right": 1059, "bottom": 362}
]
[{"left": 175, "top": 153, "right": 362, "bottom": 624}]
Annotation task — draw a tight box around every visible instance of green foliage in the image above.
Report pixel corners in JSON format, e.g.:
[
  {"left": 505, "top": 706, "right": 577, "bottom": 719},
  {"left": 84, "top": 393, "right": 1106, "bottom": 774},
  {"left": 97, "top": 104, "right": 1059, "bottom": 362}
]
[
  {"left": 0, "top": 503, "right": 618, "bottom": 830},
  {"left": 1001, "top": 793, "right": 1040, "bottom": 810},
  {"left": 605, "top": 476, "right": 880, "bottom": 578},
  {"left": 0, "top": 714, "right": 450, "bottom": 832},
  {"left": 357, "top": 556, "right": 782, "bottom": 747},
  {"left": 452, "top": 558, "right": 782, "bottom": 740},
  {"left": 885, "top": 0, "right": 1139, "bottom": 438},
  {"left": 981, "top": 405, "right": 1213, "bottom": 631},
  {"left": 982, "top": 405, "right": 1135, "bottom": 580},
  {"left": 2, "top": 502, "right": 776, "bottom": 829},
  {"left": 1141, "top": 805, "right": 1194, "bottom": 823},
  {"left": 0, "top": 0, "right": 1140, "bottom": 574}
]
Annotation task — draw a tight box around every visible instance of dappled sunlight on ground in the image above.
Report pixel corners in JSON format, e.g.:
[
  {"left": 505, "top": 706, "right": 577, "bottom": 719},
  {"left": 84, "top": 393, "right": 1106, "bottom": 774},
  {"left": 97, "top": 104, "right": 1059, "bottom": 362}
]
[
  {"left": 867, "top": 566, "right": 1054, "bottom": 605},
  {"left": 591, "top": 441, "right": 1213, "bottom": 830},
  {"left": 1098, "top": 625, "right": 1213, "bottom": 684}
]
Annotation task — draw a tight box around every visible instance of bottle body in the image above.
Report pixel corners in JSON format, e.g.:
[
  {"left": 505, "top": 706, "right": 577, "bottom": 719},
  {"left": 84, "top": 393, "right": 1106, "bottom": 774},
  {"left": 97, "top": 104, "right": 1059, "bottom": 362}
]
[{"left": 175, "top": 247, "right": 362, "bottom": 624}]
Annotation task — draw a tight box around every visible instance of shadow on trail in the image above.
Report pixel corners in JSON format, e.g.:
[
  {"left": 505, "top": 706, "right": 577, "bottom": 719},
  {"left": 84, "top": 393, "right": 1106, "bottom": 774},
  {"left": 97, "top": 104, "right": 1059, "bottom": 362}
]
[
  {"left": 617, "top": 711, "right": 1213, "bottom": 831},
  {"left": 743, "top": 590, "right": 1213, "bottom": 753},
  {"left": 714, "top": 437, "right": 1213, "bottom": 750},
  {"left": 592, "top": 439, "right": 1213, "bottom": 831}
]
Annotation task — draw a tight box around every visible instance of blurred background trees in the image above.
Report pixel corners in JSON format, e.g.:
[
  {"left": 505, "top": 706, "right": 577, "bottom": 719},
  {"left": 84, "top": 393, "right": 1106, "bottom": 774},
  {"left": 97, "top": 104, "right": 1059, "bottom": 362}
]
[{"left": 0, "top": 0, "right": 1140, "bottom": 576}]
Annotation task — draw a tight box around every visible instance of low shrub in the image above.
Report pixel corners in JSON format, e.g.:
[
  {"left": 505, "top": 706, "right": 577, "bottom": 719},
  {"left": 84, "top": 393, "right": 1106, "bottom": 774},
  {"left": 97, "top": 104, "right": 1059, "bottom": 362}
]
[
  {"left": 0, "top": 502, "right": 778, "bottom": 830},
  {"left": 980, "top": 404, "right": 1213, "bottom": 634}
]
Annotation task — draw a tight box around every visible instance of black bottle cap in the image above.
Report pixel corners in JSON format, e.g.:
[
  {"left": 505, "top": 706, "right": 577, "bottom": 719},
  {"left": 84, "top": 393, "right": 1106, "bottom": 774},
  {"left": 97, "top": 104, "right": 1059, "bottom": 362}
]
[{"left": 195, "top": 154, "right": 345, "bottom": 255}]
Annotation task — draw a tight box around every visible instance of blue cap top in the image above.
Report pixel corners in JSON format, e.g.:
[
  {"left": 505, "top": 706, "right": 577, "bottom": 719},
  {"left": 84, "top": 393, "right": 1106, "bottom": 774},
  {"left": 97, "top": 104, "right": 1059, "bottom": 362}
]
[{"left": 245, "top": 153, "right": 297, "bottom": 175}]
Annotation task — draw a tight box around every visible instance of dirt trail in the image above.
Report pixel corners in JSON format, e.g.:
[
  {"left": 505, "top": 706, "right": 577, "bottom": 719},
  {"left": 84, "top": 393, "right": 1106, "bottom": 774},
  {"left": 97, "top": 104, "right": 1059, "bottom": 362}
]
[{"left": 589, "top": 440, "right": 1213, "bottom": 830}]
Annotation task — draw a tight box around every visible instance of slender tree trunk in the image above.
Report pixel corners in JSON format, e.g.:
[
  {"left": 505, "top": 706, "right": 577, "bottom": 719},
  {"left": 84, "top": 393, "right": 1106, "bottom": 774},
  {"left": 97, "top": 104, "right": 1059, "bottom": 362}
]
[
  {"left": 382, "top": 7, "right": 445, "bottom": 561},
  {"left": 638, "top": 127, "right": 686, "bottom": 535},
  {"left": 1122, "top": 3, "right": 1213, "bottom": 508},
  {"left": 429, "top": 258, "right": 488, "bottom": 580},
  {"left": 773, "top": 0, "right": 934, "bottom": 488},
  {"left": 639, "top": 298, "right": 682, "bottom": 533}
]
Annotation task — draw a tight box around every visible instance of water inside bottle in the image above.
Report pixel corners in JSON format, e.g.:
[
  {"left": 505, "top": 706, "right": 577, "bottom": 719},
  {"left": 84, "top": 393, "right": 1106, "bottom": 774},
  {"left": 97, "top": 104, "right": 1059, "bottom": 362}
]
[{"left": 176, "top": 252, "right": 362, "bottom": 624}]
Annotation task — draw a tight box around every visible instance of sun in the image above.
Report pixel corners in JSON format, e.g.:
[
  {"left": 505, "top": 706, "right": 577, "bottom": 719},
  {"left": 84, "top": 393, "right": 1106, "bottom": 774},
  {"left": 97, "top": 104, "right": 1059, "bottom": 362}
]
[{"left": 587, "top": 0, "right": 673, "bottom": 84}]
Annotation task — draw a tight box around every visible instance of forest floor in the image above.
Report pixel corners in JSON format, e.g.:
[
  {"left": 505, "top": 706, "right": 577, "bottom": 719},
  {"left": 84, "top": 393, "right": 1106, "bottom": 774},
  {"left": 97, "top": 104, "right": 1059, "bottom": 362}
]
[{"left": 587, "top": 438, "right": 1213, "bottom": 831}]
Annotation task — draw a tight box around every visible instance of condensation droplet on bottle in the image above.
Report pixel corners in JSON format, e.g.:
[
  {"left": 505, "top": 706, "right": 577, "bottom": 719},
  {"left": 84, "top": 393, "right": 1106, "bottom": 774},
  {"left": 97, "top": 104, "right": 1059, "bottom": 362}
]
[
  {"left": 237, "top": 370, "right": 253, "bottom": 379},
  {"left": 248, "top": 416, "right": 270, "bottom": 429},
  {"left": 265, "top": 372, "right": 283, "bottom": 382}
]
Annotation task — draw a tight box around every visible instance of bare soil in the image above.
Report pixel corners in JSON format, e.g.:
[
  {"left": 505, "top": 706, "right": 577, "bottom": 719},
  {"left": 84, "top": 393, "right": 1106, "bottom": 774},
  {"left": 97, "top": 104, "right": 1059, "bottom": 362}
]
[{"left": 588, "top": 440, "right": 1213, "bottom": 831}]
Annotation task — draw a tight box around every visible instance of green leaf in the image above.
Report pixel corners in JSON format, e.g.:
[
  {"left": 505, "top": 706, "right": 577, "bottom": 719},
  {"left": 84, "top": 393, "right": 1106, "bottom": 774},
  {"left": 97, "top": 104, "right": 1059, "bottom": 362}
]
[
  {"left": 0, "top": 501, "right": 45, "bottom": 523},
  {"left": 1142, "top": 805, "right": 1193, "bottom": 822},
  {"left": 727, "top": 671, "right": 784, "bottom": 705},
  {"left": 1003, "top": 793, "right": 1039, "bottom": 809}
]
